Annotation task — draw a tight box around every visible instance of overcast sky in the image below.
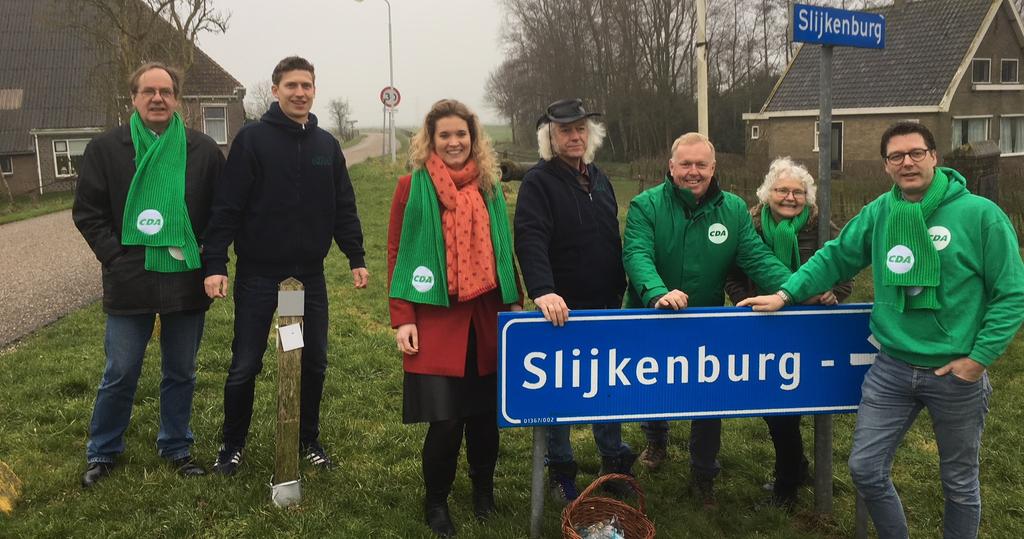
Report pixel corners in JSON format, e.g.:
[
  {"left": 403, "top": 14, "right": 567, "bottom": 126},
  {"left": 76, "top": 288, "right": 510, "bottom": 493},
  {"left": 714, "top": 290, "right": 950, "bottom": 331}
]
[{"left": 199, "top": 0, "right": 508, "bottom": 129}]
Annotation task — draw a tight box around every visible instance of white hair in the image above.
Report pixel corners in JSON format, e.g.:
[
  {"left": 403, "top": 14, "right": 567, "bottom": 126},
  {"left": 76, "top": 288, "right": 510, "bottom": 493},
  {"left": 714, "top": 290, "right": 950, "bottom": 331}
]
[
  {"left": 755, "top": 156, "right": 817, "bottom": 206},
  {"left": 536, "top": 119, "right": 606, "bottom": 164}
]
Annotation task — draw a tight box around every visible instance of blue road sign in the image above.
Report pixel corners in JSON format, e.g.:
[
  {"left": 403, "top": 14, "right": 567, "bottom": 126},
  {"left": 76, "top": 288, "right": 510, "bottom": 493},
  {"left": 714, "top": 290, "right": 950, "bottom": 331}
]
[
  {"left": 498, "top": 305, "right": 876, "bottom": 428},
  {"left": 792, "top": 3, "right": 885, "bottom": 49}
]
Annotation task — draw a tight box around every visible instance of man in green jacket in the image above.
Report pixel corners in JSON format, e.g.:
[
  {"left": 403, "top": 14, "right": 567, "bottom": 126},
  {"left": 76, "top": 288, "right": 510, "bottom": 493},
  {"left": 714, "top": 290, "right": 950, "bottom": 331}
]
[
  {"left": 740, "top": 122, "right": 1024, "bottom": 538},
  {"left": 623, "top": 132, "right": 791, "bottom": 504}
]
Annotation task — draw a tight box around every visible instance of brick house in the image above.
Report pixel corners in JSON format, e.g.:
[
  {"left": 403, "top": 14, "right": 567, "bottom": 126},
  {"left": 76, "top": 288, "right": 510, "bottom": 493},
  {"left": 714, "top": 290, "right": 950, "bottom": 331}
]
[
  {"left": 743, "top": 0, "right": 1024, "bottom": 174},
  {"left": 0, "top": 0, "right": 245, "bottom": 197}
]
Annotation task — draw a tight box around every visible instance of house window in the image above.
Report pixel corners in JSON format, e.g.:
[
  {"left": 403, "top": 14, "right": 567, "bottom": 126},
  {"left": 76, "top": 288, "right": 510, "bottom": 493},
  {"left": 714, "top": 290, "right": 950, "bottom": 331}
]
[
  {"left": 951, "top": 117, "right": 990, "bottom": 148},
  {"left": 972, "top": 59, "right": 991, "bottom": 83},
  {"left": 203, "top": 105, "right": 227, "bottom": 144},
  {"left": 1000, "top": 116, "right": 1024, "bottom": 155},
  {"left": 1002, "top": 59, "right": 1019, "bottom": 84},
  {"left": 0, "top": 156, "right": 12, "bottom": 176},
  {"left": 53, "top": 139, "right": 89, "bottom": 177},
  {"left": 751, "top": 125, "right": 760, "bottom": 140},
  {"left": 812, "top": 121, "right": 843, "bottom": 170}
]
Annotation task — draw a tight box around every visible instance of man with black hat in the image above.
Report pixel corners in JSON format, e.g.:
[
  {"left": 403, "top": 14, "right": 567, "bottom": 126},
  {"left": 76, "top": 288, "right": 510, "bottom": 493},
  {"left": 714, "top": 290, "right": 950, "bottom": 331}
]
[{"left": 513, "top": 98, "right": 635, "bottom": 503}]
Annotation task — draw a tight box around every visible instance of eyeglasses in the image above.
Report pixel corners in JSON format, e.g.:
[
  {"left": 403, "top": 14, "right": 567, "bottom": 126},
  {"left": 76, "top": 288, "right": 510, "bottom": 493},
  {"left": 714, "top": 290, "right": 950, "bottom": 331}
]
[
  {"left": 772, "top": 188, "right": 806, "bottom": 198},
  {"left": 673, "top": 160, "right": 712, "bottom": 171},
  {"left": 884, "top": 148, "right": 931, "bottom": 166},
  {"left": 136, "top": 88, "right": 175, "bottom": 100}
]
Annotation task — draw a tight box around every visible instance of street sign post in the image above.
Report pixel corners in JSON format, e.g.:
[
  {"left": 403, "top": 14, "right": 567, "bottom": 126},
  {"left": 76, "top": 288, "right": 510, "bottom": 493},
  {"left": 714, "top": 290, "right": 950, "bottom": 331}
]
[{"left": 503, "top": 306, "right": 877, "bottom": 538}]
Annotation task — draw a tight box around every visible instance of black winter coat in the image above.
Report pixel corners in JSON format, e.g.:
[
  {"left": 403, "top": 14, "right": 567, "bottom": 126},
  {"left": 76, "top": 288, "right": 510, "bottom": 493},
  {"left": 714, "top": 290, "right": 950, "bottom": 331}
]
[
  {"left": 72, "top": 125, "right": 223, "bottom": 315},
  {"left": 514, "top": 158, "right": 626, "bottom": 309},
  {"left": 201, "top": 102, "right": 365, "bottom": 278}
]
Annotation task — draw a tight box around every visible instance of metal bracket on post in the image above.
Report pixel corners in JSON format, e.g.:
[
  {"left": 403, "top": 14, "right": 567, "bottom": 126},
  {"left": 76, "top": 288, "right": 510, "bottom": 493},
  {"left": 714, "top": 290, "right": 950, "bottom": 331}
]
[
  {"left": 271, "top": 277, "right": 304, "bottom": 508},
  {"left": 529, "top": 426, "right": 547, "bottom": 539}
]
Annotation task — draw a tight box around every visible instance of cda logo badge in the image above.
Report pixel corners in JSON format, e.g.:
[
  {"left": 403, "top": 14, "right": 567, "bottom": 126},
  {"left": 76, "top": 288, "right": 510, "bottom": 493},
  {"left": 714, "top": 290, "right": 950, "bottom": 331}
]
[
  {"left": 137, "top": 209, "right": 164, "bottom": 235},
  {"left": 928, "top": 226, "right": 951, "bottom": 251},
  {"left": 708, "top": 223, "right": 729, "bottom": 245},
  {"left": 886, "top": 245, "right": 914, "bottom": 274},
  {"left": 412, "top": 266, "right": 435, "bottom": 293}
]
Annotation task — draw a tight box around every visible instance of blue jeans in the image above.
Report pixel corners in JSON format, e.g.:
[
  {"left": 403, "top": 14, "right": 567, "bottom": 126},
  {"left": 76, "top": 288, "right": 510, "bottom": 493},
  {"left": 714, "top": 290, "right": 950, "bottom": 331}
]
[
  {"left": 546, "top": 423, "right": 631, "bottom": 465},
  {"left": 87, "top": 310, "right": 205, "bottom": 463},
  {"left": 848, "top": 352, "right": 991, "bottom": 539},
  {"left": 221, "top": 273, "right": 329, "bottom": 448}
]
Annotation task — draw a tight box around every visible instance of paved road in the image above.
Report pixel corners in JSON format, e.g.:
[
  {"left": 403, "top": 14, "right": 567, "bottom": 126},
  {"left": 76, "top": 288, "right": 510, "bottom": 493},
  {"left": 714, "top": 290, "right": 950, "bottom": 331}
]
[{"left": 0, "top": 134, "right": 388, "bottom": 348}]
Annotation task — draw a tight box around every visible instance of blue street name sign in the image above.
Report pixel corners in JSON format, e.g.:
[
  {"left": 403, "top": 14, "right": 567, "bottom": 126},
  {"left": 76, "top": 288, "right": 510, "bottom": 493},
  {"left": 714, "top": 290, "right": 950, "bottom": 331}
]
[
  {"left": 498, "top": 305, "right": 876, "bottom": 428},
  {"left": 792, "top": 3, "right": 885, "bottom": 49}
]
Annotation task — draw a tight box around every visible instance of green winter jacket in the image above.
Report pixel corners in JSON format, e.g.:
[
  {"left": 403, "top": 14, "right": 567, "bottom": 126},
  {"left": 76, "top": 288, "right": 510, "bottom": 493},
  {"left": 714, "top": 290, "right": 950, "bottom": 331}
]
[
  {"left": 623, "top": 177, "right": 791, "bottom": 308},
  {"left": 783, "top": 167, "right": 1024, "bottom": 367}
]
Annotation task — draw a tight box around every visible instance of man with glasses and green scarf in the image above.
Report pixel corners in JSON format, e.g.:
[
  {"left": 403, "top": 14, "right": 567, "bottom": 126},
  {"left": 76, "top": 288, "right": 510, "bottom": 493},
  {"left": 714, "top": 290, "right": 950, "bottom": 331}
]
[
  {"left": 73, "top": 62, "right": 224, "bottom": 487},
  {"left": 740, "top": 122, "right": 1024, "bottom": 538}
]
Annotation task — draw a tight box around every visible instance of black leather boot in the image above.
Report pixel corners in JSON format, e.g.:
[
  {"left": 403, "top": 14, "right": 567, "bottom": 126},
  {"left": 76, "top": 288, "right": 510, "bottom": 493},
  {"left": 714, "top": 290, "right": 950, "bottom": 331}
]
[
  {"left": 469, "top": 467, "right": 497, "bottom": 520},
  {"left": 599, "top": 453, "right": 639, "bottom": 497},
  {"left": 424, "top": 495, "right": 456, "bottom": 537}
]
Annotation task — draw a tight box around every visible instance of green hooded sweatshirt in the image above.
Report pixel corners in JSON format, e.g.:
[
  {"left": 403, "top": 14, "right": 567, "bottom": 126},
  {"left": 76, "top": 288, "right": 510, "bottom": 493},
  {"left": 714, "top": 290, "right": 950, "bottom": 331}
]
[
  {"left": 782, "top": 167, "right": 1024, "bottom": 367},
  {"left": 624, "top": 177, "right": 791, "bottom": 308}
]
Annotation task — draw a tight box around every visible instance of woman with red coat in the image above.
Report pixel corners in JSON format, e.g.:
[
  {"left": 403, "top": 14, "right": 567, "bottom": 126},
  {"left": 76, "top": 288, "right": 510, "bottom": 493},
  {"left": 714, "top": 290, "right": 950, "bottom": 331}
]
[{"left": 387, "top": 99, "right": 522, "bottom": 537}]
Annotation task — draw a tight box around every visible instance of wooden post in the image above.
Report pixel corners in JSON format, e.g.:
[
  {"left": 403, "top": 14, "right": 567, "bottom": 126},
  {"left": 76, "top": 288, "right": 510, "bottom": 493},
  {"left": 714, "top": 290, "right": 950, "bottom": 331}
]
[{"left": 274, "top": 278, "right": 303, "bottom": 492}]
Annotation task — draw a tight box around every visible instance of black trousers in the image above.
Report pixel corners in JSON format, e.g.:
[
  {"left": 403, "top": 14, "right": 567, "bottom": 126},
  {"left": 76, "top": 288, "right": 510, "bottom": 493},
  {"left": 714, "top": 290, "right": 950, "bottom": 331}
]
[
  {"left": 763, "top": 414, "right": 808, "bottom": 495},
  {"left": 221, "top": 272, "right": 329, "bottom": 448},
  {"left": 422, "top": 410, "right": 499, "bottom": 501}
]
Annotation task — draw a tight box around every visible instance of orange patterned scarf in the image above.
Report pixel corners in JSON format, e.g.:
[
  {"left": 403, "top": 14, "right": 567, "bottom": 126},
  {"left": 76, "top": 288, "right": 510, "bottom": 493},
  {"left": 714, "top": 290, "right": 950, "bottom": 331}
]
[{"left": 425, "top": 152, "right": 498, "bottom": 301}]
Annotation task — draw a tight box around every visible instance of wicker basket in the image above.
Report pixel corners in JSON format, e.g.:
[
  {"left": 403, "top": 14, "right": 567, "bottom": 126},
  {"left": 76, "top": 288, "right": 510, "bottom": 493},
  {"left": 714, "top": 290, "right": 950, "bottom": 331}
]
[{"left": 561, "top": 473, "right": 656, "bottom": 539}]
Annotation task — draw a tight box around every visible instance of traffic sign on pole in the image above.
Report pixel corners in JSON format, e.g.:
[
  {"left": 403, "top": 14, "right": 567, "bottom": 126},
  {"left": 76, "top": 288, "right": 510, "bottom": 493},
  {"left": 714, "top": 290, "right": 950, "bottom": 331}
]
[{"left": 380, "top": 86, "right": 401, "bottom": 108}]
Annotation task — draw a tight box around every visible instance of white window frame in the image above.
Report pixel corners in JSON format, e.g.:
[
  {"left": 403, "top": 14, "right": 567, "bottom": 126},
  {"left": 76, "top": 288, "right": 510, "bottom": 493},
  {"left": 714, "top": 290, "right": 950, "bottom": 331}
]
[
  {"left": 0, "top": 156, "right": 12, "bottom": 176},
  {"left": 951, "top": 115, "right": 992, "bottom": 149},
  {"left": 972, "top": 58, "right": 991, "bottom": 83},
  {"left": 1002, "top": 59, "right": 1019, "bottom": 84},
  {"left": 52, "top": 139, "right": 90, "bottom": 178},
  {"left": 201, "top": 104, "right": 228, "bottom": 145},
  {"left": 999, "top": 114, "right": 1024, "bottom": 156},
  {"left": 811, "top": 121, "right": 844, "bottom": 170},
  {"left": 750, "top": 125, "right": 760, "bottom": 140}
]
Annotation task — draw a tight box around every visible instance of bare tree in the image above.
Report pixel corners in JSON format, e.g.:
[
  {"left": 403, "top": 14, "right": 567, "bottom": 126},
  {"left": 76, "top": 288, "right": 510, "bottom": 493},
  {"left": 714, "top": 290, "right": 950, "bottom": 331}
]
[
  {"left": 245, "top": 79, "right": 275, "bottom": 120},
  {"left": 327, "top": 98, "right": 352, "bottom": 140},
  {"left": 56, "top": 0, "right": 230, "bottom": 123}
]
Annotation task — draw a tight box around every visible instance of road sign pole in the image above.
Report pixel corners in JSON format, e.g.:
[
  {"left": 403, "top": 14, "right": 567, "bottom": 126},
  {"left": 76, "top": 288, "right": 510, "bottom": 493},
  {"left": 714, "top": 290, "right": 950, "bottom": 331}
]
[
  {"left": 814, "top": 43, "right": 834, "bottom": 517},
  {"left": 529, "top": 427, "right": 547, "bottom": 538}
]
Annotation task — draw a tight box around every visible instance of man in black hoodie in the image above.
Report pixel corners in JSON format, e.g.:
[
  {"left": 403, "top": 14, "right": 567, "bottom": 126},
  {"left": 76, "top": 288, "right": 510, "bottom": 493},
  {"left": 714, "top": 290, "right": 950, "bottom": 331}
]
[{"left": 202, "top": 56, "right": 368, "bottom": 475}]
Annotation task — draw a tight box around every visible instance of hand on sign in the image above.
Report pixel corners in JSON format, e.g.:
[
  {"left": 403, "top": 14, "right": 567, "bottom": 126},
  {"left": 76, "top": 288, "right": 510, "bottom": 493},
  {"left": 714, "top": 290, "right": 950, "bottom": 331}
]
[
  {"left": 352, "top": 267, "right": 369, "bottom": 289},
  {"left": 396, "top": 323, "right": 419, "bottom": 355},
  {"left": 934, "top": 357, "right": 986, "bottom": 383},
  {"left": 737, "top": 293, "right": 785, "bottom": 312},
  {"left": 204, "top": 275, "right": 229, "bottom": 299},
  {"left": 509, "top": 303, "right": 524, "bottom": 312},
  {"left": 534, "top": 293, "right": 569, "bottom": 327},
  {"left": 803, "top": 290, "right": 838, "bottom": 306},
  {"left": 655, "top": 289, "right": 688, "bottom": 310}
]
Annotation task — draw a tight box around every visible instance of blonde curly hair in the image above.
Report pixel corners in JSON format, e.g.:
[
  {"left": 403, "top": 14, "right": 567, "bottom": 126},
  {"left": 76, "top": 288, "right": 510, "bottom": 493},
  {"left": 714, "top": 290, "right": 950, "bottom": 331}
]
[{"left": 408, "top": 99, "right": 498, "bottom": 194}]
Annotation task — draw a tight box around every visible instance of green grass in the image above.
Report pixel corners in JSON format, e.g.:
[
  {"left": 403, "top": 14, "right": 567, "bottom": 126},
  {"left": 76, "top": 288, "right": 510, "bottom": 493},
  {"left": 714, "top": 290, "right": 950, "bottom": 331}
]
[
  {"left": 2, "top": 157, "right": 1023, "bottom": 537},
  {"left": 0, "top": 190, "right": 76, "bottom": 225}
]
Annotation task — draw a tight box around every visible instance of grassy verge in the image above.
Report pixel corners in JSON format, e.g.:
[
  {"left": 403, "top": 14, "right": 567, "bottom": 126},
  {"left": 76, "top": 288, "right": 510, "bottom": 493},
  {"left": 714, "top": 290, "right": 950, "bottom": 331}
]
[
  {"left": 0, "top": 191, "right": 76, "bottom": 225},
  {"left": 342, "top": 134, "right": 368, "bottom": 149},
  {"left": 1, "top": 159, "right": 1022, "bottom": 537}
]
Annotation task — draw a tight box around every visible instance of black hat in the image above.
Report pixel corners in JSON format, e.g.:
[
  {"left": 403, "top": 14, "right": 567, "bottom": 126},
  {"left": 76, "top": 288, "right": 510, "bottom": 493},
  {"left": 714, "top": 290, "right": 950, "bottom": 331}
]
[{"left": 536, "top": 98, "right": 602, "bottom": 129}]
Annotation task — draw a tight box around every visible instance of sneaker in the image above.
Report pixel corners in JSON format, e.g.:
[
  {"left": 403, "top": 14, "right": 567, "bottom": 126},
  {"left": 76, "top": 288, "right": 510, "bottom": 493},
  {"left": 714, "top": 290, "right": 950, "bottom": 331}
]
[
  {"left": 213, "top": 445, "right": 243, "bottom": 476},
  {"left": 301, "top": 442, "right": 335, "bottom": 470},
  {"left": 548, "top": 474, "right": 579, "bottom": 504},
  {"left": 639, "top": 443, "right": 668, "bottom": 471}
]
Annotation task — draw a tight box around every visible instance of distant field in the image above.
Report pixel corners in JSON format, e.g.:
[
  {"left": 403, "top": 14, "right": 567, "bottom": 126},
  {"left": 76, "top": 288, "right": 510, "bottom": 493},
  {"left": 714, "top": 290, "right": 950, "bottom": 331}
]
[{"left": 484, "top": 124, "right": 514, "bottom": 144}]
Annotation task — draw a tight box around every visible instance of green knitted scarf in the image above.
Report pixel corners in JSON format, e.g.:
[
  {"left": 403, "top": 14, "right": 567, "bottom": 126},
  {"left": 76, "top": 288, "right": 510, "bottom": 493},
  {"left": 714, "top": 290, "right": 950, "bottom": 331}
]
[
  {"left": 760, "top": 204, "right": 810, "bottom": 271},
  {"left": 389, "top": 168, "right": 518, "bottom": 307},
  {"left": 121, "top": 111, "right": 199, "bottom": 273},
  {"left": 884, "top": 167, "right": 949, "bottom": 311}
]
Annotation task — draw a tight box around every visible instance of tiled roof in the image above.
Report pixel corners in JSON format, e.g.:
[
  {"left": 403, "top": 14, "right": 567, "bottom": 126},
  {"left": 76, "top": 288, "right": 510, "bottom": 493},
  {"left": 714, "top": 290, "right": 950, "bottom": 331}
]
[
  {"left": 0, "top": 1, "right": 109, "bottom": 153},
  {"left": 764, "top": 0, "right": 994, "bottom": 112},
  {"left": 0, "top": 0, "right": 242, "bottom": 154}
]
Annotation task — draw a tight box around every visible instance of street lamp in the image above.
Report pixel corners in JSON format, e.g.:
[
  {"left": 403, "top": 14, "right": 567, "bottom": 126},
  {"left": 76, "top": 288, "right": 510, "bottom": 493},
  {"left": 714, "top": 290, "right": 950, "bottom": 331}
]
[{"left": 356, "top": 0, "right": 397, "bottom": 163}]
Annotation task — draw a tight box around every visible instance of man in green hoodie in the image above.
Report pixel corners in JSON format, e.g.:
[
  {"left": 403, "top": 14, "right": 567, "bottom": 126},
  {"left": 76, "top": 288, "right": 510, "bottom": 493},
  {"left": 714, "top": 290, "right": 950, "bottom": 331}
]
[
  {"left": 740, "top": 122, "right": 1024, "bottom": 538},
  {"left": 623, "top": 132, "right": 791, "bottom": 505}
]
